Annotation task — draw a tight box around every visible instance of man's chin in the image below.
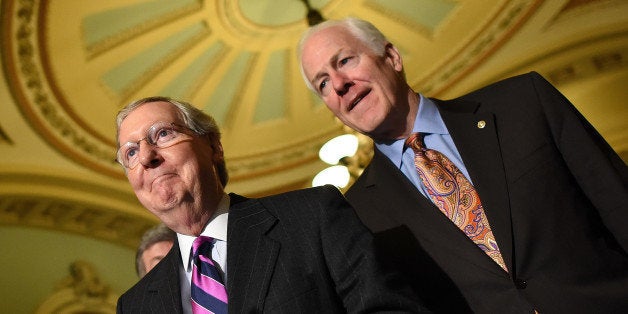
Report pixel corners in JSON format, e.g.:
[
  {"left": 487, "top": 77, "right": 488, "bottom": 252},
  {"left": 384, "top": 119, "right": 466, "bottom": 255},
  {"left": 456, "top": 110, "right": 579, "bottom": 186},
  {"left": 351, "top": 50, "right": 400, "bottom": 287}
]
[{"left": 140, "top": 195, "right": 179, "bottom": 214}]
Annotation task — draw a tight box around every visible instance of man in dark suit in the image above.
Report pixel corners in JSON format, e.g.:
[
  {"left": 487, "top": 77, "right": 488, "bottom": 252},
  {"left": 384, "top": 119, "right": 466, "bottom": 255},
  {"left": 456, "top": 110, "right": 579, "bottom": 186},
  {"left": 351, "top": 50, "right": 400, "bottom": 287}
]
[
  {"left": 298, "top": 17, "right": 628, "bottom": 313},
  {"left": 114, "top": 96, "right": 427, "bottom": 313}
]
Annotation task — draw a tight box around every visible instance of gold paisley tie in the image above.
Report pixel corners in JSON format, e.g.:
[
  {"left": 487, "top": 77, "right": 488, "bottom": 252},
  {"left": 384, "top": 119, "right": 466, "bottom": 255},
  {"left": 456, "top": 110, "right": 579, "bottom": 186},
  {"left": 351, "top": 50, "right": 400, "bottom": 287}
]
[{"left": 406, "top": 133, "right": 507, "bottom": 272}]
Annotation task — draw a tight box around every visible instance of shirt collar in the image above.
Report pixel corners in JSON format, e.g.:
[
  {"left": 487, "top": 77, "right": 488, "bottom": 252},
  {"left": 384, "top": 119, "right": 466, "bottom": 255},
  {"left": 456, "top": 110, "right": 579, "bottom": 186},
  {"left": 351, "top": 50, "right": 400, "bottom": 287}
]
[
  {"left": 178, "top": 193, "right": 230, "bottom": 268},
  {"left": 375, "top": 94, "right": 448, "bottom": 167},
  {"left": 414, "top": 95, "right": 448, "bottom": 135}
]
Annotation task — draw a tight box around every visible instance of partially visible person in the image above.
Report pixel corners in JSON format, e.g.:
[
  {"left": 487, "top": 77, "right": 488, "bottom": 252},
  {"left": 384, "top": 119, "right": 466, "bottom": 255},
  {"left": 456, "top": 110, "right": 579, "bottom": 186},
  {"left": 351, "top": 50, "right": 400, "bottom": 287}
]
[
  {"left": 136, "top": 223, "right": 176, "bottom": 278},
  {"left": 298, "top": 17, "right": 628, "bottom": 314},
  {"left": 115, "top": 96, "right": 428, "bottom": 313}
]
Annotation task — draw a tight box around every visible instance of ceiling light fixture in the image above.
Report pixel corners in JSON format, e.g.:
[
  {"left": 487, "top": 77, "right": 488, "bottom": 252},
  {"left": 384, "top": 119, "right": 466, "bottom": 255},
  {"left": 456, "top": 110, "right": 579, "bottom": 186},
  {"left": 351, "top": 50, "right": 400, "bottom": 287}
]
[
  {"left": 312, "top": 130, "right": 374, "bottom": 190},
  {"left": 300, "top": 0, "right": 325, "bottom": 26}
]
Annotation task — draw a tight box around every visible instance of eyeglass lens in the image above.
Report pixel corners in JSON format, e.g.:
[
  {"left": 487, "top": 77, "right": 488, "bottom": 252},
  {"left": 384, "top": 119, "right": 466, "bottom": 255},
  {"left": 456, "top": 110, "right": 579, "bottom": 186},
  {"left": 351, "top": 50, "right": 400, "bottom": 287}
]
[{"left": 117, "top": 122, "right": 190, "bottom": 168}]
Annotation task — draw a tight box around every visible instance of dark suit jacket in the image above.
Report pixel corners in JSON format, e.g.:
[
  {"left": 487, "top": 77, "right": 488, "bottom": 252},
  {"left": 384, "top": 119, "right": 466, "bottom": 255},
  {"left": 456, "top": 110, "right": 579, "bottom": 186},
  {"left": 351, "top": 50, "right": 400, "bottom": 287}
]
[
  {"left": 346, "top": 72, "right": 628, "bottom": 314},
  {"left": 117, "top": 185, "right": 427, "bottom": 313}
]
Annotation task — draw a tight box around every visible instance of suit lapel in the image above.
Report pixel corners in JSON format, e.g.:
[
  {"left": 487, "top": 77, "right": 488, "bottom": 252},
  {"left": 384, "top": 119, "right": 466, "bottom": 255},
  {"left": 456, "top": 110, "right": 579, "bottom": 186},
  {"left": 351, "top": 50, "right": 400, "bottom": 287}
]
[
  {"left": 146, "top": 241, "right": 183, "bottom": 313},
  {"left": 435, "top": 98, "right": 514, "bottom": 272},
  {"left": 226, "top": 193, "right": 280, "bottom": 313},
  {"left": 358, "top": 150, "right": 505, "bottom": 276}
]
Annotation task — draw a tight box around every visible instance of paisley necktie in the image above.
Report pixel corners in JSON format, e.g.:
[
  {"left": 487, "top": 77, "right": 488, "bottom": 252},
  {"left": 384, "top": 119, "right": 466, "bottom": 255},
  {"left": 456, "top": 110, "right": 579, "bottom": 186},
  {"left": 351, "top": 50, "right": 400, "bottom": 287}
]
[{"left": 406, "top": 133, "right": 507, "bottom": 271}]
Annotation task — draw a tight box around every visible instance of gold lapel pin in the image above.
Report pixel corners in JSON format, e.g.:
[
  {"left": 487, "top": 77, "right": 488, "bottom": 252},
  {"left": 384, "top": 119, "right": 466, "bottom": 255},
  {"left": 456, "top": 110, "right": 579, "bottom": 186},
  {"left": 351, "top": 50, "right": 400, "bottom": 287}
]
[{"left": 477, "top": 120, "right": 486, "bottom": 129}]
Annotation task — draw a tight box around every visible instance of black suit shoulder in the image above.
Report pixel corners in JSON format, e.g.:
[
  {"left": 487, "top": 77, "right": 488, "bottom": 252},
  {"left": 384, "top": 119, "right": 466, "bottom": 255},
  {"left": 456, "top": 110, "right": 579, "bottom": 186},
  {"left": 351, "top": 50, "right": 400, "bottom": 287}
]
[
  {"left": 117, "top": 243, "right": 182, "bottom": 314},
  {"left": 257, "top": 185, "right": 344, "bottom": 214},
  {"left": 229, "top": 185, "right": 428, "bottom": 313}
]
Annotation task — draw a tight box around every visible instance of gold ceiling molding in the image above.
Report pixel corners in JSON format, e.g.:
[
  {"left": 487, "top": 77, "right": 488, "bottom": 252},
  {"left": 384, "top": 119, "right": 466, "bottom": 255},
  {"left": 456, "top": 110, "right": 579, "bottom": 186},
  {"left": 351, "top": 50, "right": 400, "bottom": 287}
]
[
  {"left": 7, "top": 0, "right": 620, "bottom": 198},
  {"left": 2, "top": 0, "right": 334, "bottom": 186},
  {"left": 2, "top": 0, "right": 123, "bottom": 178},
  {"left": 482, "top": 28, "right": 628, "bottom": 89},
  {"left": 555, "top": 0, "right": 616, "bottom": 22},
  {"left": 35, "top": 260, "right": 118, "bottom": 314},
  {"left": 84, "top": 1, "right": 203, "bottom": 60},
  {"left": 546, "top": 44, "right": 628, "bottom": 85},
  {"left": 0, "top": 124, "right": 13, "bottom": 145},
  {"left": 0, "top": 193, "right": 155, "bottom": 249},
  {"left": 117, "top": 24, "right": 212, "bottom": 104},
  {"left": 416, "top": 0, "right": 543, "bottom": 97},
  {"left": 217, "top": 0, "right": 308, "bottom": 38},
  {"left": 228, "top": 127, "right": 338, "bottom": 181},
  {"left": 0, "top": 170, "right": 154, "bottom": 248},
  {"left": 363, "top": 0, "right": 444, "bottom": 39},
  {"left": 219, "top": 52, "right": 261, "bottom": 131}
]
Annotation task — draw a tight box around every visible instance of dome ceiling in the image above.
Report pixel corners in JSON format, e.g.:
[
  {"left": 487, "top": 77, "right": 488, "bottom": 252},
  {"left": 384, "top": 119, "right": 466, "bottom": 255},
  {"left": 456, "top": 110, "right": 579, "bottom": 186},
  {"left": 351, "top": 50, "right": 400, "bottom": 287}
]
[
  {"left": 1, "top": 1, "right": 627, "bottom": 312},
  {"left": 5, "top": 0, "right": 570, "bottom": 192},
  {"left": 2, "top": 0, "right": 627, "bottom": 257}
]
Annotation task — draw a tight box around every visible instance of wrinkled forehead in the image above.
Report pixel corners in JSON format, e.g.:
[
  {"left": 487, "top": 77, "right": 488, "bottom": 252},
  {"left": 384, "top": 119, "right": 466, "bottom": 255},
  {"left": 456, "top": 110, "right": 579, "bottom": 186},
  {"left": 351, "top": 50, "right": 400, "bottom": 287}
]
[
  {"left": 118, "top": 101, "right": 181, "bottom": 142},
  {"left": 301, "top": 27, "right": 356, "bottom": 76},
  {"left": 302, "top": 26, "right": 354, "bottom": 55}
]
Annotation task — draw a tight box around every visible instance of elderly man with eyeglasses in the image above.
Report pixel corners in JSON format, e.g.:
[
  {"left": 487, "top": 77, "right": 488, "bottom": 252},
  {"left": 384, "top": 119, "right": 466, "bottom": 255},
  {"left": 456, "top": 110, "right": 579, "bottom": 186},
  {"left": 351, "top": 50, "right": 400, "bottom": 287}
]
[{"left": 114, "top": 96, "right": 429, "bottom": 314}]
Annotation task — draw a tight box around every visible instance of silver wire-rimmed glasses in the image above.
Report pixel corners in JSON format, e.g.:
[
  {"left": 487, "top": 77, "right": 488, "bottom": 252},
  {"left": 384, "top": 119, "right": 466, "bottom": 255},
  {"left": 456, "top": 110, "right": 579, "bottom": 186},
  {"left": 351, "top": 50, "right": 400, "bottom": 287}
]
[{"left": 116, "top": 122, "right": 196, "bottom": 169}]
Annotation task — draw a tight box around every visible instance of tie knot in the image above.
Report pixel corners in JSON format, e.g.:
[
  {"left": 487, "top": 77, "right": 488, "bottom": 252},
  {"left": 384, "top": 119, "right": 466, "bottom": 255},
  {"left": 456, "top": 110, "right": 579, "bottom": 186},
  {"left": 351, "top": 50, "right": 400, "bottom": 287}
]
[
  {"left": 192, "top": 236, "right": 214, "bottom": 257},
  {"left": 405, "top": 132, "right": 425, "bottom": 151}
]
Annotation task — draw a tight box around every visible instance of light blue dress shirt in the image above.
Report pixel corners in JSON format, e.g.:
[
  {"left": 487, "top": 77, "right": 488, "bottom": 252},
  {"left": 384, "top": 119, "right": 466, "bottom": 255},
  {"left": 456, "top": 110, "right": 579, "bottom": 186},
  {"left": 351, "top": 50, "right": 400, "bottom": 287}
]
[{"left": 375, "top": 94, "right": 472, "bottom": 198}]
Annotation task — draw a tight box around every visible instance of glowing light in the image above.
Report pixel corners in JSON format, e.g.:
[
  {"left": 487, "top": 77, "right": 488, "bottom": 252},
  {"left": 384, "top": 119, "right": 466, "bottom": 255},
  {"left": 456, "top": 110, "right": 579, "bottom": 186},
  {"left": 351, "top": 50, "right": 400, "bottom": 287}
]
[
  {"left": 312, "top": 165, "right": 351, "bottom": 188},
  {"left": 318, "top": 134, "right": 358, "bottom": 165}
]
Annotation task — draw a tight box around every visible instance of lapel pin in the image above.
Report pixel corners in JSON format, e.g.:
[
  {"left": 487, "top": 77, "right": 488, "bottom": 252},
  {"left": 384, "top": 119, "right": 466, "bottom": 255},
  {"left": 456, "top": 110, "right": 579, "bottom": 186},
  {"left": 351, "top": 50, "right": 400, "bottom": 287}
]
[{"left": 477, "top": 120, "right": 486, "bottom": 129}]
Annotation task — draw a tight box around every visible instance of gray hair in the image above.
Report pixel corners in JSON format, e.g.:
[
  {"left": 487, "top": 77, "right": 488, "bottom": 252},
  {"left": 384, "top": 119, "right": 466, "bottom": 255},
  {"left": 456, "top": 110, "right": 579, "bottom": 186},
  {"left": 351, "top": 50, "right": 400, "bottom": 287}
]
[
  {"left": 297, "top": 17, "right": 389, "bottom": 91},
  {"left": 135, "top": 223, "right": 176, "bottom": 278},
  {"left": 115, "top": 96, "right": 229, "bottom": 186}
]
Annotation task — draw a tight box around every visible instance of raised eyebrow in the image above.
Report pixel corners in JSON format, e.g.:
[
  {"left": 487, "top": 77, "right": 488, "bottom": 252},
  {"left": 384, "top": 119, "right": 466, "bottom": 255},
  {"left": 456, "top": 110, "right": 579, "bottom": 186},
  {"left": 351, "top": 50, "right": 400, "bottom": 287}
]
[
  {"left": 120, "top": 141, "right": 139, "bottom": 148},
  {"left": 150, "top": 123, "right": 176, "bottom": 134}
]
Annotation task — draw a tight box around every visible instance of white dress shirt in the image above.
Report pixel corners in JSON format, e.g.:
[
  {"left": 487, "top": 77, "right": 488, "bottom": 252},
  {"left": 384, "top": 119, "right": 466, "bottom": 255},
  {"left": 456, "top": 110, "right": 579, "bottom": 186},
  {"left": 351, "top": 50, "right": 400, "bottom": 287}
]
[{"left": 176, "top": 193, "right": 230, "bottom": 314}]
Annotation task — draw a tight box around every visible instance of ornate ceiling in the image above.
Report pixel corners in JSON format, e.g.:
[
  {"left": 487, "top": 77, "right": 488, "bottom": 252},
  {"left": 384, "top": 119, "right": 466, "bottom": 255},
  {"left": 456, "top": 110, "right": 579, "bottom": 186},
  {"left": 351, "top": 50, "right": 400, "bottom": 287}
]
[{"left": 0, "top": 0, "right": 627, "bottom": 312}]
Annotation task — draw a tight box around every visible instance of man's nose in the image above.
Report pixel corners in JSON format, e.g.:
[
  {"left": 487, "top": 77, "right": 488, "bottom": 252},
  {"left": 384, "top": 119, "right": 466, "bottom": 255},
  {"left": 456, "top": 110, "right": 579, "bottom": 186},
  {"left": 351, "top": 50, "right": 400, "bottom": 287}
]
[
  {"left": 331, "top": 73, "right": 353, "bottom": 96},
  {"left": 138, "top": 141, "right": 162, "bottom": 168}
]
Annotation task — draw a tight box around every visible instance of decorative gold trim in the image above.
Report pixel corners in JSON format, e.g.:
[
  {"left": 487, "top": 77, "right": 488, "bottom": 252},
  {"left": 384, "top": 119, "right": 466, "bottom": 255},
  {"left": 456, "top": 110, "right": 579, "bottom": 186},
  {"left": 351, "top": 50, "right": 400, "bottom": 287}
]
[
  {"left": 417, "top": 0, "right": 544, "bottom": 97},
  {"left": 2, "top": 0, "right": 336, "bottom": 183},
  {"left": 0, "top": 193, "right": 154, "bottom": 249},
  {"left": 35, "top": 260, "right": 117, "bottom": 314},
  {"left": 3, "top": 0, "right": 124, "bottom": 178}
]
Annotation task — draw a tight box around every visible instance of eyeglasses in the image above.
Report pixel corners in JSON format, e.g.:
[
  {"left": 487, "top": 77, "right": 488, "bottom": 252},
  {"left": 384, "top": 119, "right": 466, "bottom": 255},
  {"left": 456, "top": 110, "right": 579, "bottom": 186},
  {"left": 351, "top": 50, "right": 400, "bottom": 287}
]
[{"left": 116, "top": 122, "right": 196, "bottom": 169}]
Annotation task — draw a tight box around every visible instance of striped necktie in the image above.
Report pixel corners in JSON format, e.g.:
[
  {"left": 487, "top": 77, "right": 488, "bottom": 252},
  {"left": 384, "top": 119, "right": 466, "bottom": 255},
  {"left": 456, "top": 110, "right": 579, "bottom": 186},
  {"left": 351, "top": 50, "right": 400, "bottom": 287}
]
[
  {"left": 191, "top": 236, "right": 228, "bottom": 313},
  {"left": 406, "top": 133, "right": 507, "bottom": 272}
]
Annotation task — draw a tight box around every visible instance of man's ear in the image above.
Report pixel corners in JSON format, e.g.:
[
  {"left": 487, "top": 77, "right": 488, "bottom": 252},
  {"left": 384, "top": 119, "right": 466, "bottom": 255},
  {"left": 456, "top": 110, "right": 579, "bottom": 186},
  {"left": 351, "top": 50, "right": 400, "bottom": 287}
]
[
  {"left": 210, "top": 138, "right": 224, "bottom": 162},
  {"left": 385, "top": 43, "right": 403, "bottom": 72}
]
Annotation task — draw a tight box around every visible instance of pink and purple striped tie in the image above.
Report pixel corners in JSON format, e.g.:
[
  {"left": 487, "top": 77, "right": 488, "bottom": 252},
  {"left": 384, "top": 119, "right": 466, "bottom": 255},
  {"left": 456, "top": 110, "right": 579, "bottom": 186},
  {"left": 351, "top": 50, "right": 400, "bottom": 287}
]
[{"left": 191, "top": 236, "right": 228, "bottom": 314}]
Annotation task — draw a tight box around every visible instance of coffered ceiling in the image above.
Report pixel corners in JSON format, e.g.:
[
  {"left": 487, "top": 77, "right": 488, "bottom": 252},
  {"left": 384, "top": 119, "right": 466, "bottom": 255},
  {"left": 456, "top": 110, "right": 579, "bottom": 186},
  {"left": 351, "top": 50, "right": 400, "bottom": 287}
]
[{"left": 1, "top": 0, "right": 627, "bottom": 312}]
